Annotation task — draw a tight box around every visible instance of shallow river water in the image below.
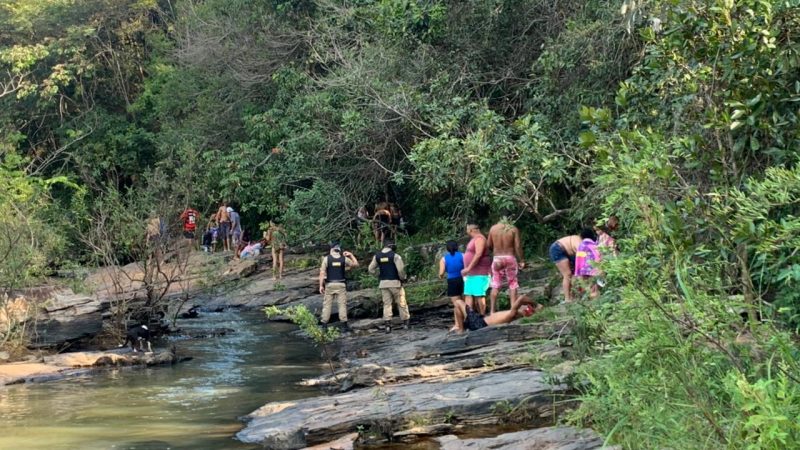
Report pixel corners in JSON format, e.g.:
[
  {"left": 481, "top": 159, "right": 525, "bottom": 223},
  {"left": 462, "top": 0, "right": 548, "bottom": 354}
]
[{"left": 0, "top": 310, "right": 325, "bottom": 450}]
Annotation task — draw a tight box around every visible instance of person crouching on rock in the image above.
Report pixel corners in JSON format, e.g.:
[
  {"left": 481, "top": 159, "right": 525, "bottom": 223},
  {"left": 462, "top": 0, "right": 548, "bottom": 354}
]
[
  {"left": 319, "top": 241, "right": 359, "bottom": 330},
  {"left": 119, "top": 325, "right": 153, "bottom": 353},
  {"left": 369, "top": 240, "right": 410, "bottom": 333},
  {"left": 452, "top": 294, "right": 542, "bottom": 333}
]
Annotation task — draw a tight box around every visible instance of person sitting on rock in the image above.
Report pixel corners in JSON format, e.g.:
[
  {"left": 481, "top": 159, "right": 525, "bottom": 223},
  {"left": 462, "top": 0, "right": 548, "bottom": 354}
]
[
  {"left": 118, "top": 325, "right": 153, "bottom": 353},
  {"left": 368, "top": 240, "right": 410, "bottom": 333},
  {"left": 240, "top": 239, "right": 266, "bottom": 259},
  {"left": 452, "top": 294, "right": 542, "bottom": 333}
]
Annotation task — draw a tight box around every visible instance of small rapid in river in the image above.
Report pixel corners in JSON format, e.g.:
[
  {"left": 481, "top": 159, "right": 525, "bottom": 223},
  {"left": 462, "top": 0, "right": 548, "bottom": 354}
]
[{"left": 0, "top": 309, "right": 324, "bottom": 450}]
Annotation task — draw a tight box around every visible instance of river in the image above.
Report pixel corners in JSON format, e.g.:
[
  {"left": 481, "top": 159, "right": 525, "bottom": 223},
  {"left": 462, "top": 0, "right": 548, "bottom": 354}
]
[{"left": 0, "top": 310, "right": 325, "bottom": 450}]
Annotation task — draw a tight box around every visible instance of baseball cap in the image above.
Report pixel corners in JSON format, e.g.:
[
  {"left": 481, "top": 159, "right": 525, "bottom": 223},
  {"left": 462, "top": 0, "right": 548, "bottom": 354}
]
[{"left": 330, "top": 241, "right": 341, "bottom": 251}]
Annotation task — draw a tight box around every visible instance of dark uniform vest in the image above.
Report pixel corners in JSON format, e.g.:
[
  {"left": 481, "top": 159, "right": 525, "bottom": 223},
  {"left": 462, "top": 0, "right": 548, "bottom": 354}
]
[
  {"left": 326, "top": 254, "right": 347, "bottom": 283},
  {"left": 376, "top": 250, "right": 400, "bottom": 281}
]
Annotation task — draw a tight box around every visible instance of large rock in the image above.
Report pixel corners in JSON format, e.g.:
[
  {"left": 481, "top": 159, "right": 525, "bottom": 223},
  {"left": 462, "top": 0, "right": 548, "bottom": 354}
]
[
  {"left": 1, "top": 348, "right": 177, "bottom": 385},
  {"left": 236, "top": 369, "right": 567, "bottom": 449},
  {"left": 33, "top": 290, "right": 109, "bottom": 347}
]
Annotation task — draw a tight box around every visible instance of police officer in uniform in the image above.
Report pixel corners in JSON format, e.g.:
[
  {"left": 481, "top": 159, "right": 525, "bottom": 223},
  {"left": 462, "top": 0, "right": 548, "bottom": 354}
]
[
  {"left": 319, "top": 241, "right": 359, "bottom": 329},
  {"left": 368, "top": 240, "right": 410, "bottom": 333}
]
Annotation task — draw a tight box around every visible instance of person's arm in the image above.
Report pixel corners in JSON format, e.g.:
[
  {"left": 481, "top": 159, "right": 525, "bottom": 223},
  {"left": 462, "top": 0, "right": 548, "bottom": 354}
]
[
  {"left": 319, "top": 256, "right": 327, "bottom": 294},
  {"left": 486, "top": 230, "right": 494, "bottom": 252},
  {"left": 396, "top": 255, "right": 407, "bottom": 281},
  {"left": 461, "top": 237, "right": 486, "bottom": 276},
  {"left": 344, "top": 251, "right": 359, "bottom": 268},
  {"left": 368, "top": 256, "right": 378, "bottom": 275},
  {"left": 438, "top": 257, "right": 446, "bottom": 279},
  {"left": 514, "top": 228, "right": 525, "bottom": 268}
]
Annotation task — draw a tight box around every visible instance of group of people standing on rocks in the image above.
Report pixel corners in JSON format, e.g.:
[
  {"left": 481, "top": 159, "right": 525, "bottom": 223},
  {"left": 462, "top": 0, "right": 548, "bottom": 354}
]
[
  {"left": 175, "top": 202, "right": 288, "bottom": 280},
  {"left": 316, "top": 214, "right": 618, "bottom": 336},
  {"left": 437, "top": 216, "right": 618, "bottom": 333},
  {"left": 172, "top": 199, "right": 617, "bottom": 335},
  {"left": 438, "top": 221, "right": 541, "bottom": 334}
]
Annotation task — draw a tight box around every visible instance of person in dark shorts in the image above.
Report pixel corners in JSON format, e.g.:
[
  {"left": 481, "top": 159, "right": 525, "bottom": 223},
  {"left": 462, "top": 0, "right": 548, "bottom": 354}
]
[
  {"left": 216, "top": 202, "right": 232, "bottom": 252},
  {"left": 373, "top": 204, "right": 392, "bottom": 245},
  {"left": 453, "top": 294, "right": 542, "bottom": 332},
  {"left": 549, "top": 235, "right": 581, "bottom": 303},
  {"left": 439, "top": 240, "right": 465, "bottom": 332}
]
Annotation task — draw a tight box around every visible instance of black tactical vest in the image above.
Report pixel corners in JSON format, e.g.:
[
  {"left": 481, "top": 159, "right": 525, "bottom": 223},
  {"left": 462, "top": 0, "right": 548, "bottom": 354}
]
[
  {"left": 376, "top": 250, "right": 400, "bottom": 281},
  {"left": 326, "top": 254, "right": 347, "bottom": 283}
]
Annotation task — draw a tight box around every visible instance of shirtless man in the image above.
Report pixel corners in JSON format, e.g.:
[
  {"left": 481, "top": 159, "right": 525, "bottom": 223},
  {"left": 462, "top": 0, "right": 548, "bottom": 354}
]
[
  {"left": 216, "top": 202, "right": 231, "bottom": 252},
  {"left": 549, "top": 234, "right": 582, "bottom": 303},
  {"left": 453, "top": 294, "right": 542, "bottom": 333},
  {"left": 487, "top": 220, "right": 525, "bottom": 315},
  {"left": 373, "top": 203, "right": 393, "bottom": 245}
]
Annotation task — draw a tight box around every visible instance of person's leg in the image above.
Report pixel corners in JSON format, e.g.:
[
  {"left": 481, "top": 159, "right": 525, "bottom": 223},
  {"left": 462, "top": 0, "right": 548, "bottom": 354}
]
[
  {"left": 450, "top": 297, "right": 461, "bottom": 331},
  {"left": 555, "top": 258, "right": 573, "bottom": 302},
  {"left": 278, "top": 249, "right": 285, "bottom": 279},
  {"left": 476, "top": 296, "right": 486, "bottom": 315},
  {"left": 490, "top": 257, "right": 503, "bottom": 315},
  {"left": 396, "top": 287, "right": 410, "bottom": 322},
  {"left": 271, "top": 246, "right": 279, "bottom": 280},
  {"left": 489, "top": 288, "right": 499, "bottom": 315},
  {"left": 321, "top": 288, "right": 333, "bottom": 324},
  {"left": 381, "top": 288, "right": 393, "bottom": 321},
  {"left": 453, "top": 299, "right": 467, "bottom": 332},
  {"left": 335, "top": 286, "right": 349, "bottom": 323}
]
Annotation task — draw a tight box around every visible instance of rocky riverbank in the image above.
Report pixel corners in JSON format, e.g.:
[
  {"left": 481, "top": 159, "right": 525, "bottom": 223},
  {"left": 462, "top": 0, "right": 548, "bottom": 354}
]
[{"left": 223, "top": 254, "right": 603, "bottom": 449}]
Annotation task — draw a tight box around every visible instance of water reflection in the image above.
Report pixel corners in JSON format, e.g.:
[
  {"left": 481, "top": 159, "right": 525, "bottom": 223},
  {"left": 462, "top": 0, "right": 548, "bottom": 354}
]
[{"left": 0, "top": 310, "right": 324, "bottom": 450}]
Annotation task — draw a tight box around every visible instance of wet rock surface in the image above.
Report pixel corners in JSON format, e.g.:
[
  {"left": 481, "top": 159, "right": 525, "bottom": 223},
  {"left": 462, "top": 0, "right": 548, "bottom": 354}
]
[{"left": 237, "top": 369, "right": 567, "bottom": 448}]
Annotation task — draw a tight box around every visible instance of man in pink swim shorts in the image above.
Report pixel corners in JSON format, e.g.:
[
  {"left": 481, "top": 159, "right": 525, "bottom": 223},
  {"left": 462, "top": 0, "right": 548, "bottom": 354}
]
[{"left": 487, "top": 219, "right": 525, "bottom": 315}]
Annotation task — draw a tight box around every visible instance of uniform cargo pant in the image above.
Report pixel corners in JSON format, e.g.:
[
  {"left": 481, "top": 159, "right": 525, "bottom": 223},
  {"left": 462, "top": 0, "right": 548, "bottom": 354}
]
[
  {"left": 322, "top": 282, "right": 348, "bottom": 323},
  {"left": 381, "top": 287, "right": 410, "bottom": 321}
]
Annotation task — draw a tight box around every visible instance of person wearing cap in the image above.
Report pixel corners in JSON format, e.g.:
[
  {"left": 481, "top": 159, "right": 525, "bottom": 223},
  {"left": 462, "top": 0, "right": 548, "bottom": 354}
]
[
  {"left": 228, "top": 206, "right": 242, "bottom": 249},
  {"left": 319, "top": 242, "right": 359, "bottom": 329},
  {"left": 368, "top": 240, "right": 410, "bottom": 333}
]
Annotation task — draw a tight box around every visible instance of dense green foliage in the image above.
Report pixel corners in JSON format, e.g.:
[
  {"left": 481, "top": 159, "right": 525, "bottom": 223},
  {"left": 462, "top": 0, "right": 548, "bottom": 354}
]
[{"left": 3, "top": 0, "right": 800, "bottom": 448}]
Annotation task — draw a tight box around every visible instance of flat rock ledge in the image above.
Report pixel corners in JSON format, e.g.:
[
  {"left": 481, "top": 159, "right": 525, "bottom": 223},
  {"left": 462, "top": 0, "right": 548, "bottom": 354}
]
[
  {"left": 237, "top": 369, "right": 567, "bottom": 449},
  {"left": 436, "top": 426, "right": 617, "bottom": 450},
  {"left": 0, "top": 348, "right": 177, "bottom": 386}
]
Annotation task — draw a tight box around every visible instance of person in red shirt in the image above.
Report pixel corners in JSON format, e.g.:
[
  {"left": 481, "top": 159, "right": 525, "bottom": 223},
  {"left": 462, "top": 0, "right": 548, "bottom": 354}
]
[{"left": 180, "top": 208, "right": 200, "bottom": 249}]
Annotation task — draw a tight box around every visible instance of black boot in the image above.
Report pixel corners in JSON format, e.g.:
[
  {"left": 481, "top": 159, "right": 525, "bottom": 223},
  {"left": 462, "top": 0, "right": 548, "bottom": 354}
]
[
  {"left": 342, "top": 321, "right": 351, "bottom": 332},
  {"left": 384, "top": 322, "right": 392, "bottom": 334},
  {"left": 402, "top": 320, "right": 410, "bottom": 330},
  {"left": 321, "top": 321, "right": 328, "bottom": 331}
]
